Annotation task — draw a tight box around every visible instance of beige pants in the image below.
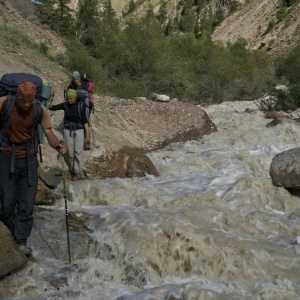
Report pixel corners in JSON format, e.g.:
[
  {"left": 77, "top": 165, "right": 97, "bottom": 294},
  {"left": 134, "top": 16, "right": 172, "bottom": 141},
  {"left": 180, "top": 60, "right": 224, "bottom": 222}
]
[{"left": 63, "top": 128, "right": 84, "bottom": 176}]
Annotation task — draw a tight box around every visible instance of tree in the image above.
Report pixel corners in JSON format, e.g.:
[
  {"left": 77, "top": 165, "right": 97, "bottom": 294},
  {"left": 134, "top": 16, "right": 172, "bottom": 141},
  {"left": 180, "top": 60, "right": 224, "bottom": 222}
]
[
  {"left": 101, "top": 0, "right": 117, "bottom": 20},
  {"left": 115, "top": 17, "right": 164, "bottom": 79},
  {"left": 127, "top": 0, "right": 136, "bottom": 14},
  {"left": 76, "top": 0, "right": 99, "bottom": 46},
  {"left": 57, "top": 0, "right": 75, "bottom": 36},
  {"left": 146, "top": 2, "right": 154, "bottom": 19},
  {"left": 179, "top": 0, "right": 196, "bottom": 32},
  {"left": 275, "top": 43, "right": 300, "bottom": 84},
  {"left": 34, "top": 0, "right": 75, "bottom": 36},
  {"left": 156, "top": 0, "right": 168, "bottom": 24},
  {"left": 34, "top": 0, "right": 57, "bottom": 26},
  {"left": 89, "top": 0, "right": 121, "bottom": 66}
]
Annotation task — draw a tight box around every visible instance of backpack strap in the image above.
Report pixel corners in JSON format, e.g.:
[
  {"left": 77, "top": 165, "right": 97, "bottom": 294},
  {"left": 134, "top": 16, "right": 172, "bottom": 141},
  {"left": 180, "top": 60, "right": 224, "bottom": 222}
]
[
  {"left": 33, "top": 100, "right": 42, "bottom": 151},
  {"left": 0, "top": 96, "right": 42, "bottom": 180},
  {"left": 4, "top": 93, "right": 17, "bottom": 126},
  {"left": 32, "top": 99, "right": 42, "bottom": 127},
  {"left": 3, "top": 94, "right": 41, "bottom": 127},
  {"left": 1, "top": 95, "right": 41, "bottom": 147},
  {"left": 78, "top": 100, "right": 84, "bottom": 118}
]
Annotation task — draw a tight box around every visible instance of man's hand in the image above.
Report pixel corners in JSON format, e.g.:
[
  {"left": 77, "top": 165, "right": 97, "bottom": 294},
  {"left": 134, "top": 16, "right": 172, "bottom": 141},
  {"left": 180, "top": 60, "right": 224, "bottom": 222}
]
[
  {"left": 84, "top": 139, "right": 90, "bottom": 151},
  {"left": 56, "top": 142, "right": 67, "bottom": 154}
]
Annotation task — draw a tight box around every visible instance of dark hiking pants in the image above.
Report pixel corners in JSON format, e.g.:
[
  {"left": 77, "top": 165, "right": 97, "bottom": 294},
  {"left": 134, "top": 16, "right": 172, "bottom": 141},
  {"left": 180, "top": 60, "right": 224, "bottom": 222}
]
[{"left": 0, "top": 152, "right": 38, "bottom": 245}]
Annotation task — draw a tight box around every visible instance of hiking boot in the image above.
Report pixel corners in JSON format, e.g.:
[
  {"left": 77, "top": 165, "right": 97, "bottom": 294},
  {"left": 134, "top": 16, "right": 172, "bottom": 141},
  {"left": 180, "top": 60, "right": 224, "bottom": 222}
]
[
  {"left": 19, "top": 245, "right": 32, "bottom": 256},
  {"left": 72, "top": 173, "right": 86, "bottom": 181}
]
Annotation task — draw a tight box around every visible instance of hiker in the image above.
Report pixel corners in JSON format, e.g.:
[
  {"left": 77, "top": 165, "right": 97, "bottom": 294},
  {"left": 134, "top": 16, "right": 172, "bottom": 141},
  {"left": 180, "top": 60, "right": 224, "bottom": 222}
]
[
  {"left": 49, "top": 89, "right": 90, "bottom": 180},
  {"left": 0, "top": 81, "right": 67, "bottom": 256},
  {"left": 64, "top": 71, "right": 95, "bottom": 115},
  {"left": 64, "top": 71, "right": 83, "bottom": 91}
]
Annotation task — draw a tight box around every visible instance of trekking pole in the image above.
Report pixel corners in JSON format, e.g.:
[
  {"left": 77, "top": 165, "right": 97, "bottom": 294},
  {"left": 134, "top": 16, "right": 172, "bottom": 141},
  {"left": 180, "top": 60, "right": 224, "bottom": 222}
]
[
  {"left": 90, "top": 118, "right": 95, "bottom": 143},
  {"left": 39, "top": 144, "right": 43, "bottom": 163},
  {"left": 61, "top": 155, "right": 71, "bottom": 264}
]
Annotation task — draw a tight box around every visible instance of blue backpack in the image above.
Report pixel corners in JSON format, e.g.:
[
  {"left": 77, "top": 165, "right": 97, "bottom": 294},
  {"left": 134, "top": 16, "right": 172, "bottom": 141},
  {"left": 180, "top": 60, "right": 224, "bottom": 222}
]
[
  {"left": 0, "top": 73, "right": 43, "bottom": 98},
  {"left": 0, "top": 73, "right": 53, "bottom": 162}
]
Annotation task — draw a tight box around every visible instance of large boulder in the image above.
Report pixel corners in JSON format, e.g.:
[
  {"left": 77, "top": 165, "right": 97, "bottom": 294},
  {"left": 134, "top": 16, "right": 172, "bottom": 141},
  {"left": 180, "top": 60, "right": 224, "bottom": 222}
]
[
  {"left": 109, "top": 148, "right": 160, "bottom": 178},
  {"left": 82, "top": 97, "right": 218, "bottom": 153},
  {"left": 84, "top": 148, "right": 159, "bottom": 179},
  {"left": 0, "top": 222, "right": 28, "bottom": 278},
  {"left": 270, "top": 147, "right": 300, "bottom": 189}
]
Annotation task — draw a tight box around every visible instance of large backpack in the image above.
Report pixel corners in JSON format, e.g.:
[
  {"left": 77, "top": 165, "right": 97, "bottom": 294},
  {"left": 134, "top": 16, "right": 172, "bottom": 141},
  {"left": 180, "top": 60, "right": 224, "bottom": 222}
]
[
  {"left": 79, "top": 75, "right": 95, "bottom": 113},
  {"left": 0, "top": 73, "right": 42, "bottom": 97},
  {"left": 0, "top": 73, "right": 43, "bottom": 126},
  {"left": 76, "top": 89, "right": 94, "bottom": 109},
  {"left": 0, "top": 73, "right": 53, "bottom": 162},
  {"left": 81, "top": 74, "right": 94, "bottom": 96}
]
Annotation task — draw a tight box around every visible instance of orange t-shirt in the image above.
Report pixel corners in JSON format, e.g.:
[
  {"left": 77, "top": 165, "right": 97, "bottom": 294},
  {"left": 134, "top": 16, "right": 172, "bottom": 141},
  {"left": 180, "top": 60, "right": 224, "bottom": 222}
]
[{"left": 0, "top": 97, "right": 52, "bottom": 157}]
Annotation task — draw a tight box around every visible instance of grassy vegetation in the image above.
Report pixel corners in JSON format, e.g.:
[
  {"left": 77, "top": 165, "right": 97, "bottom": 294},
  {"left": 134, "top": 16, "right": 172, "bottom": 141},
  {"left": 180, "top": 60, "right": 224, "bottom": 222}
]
[
  {"left": 64, "top": 16, "right": 276, "bottom": 105},
  {"left": 1, "top": 24, "right": 66, "bottom": 66}
]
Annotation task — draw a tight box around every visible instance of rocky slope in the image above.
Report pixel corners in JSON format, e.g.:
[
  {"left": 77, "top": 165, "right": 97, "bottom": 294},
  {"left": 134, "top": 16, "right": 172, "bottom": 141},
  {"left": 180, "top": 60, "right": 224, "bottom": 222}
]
[
  {"left": 0, "top": 1, "right": 67, "bottom": 91},
  {"left": 8, "top": 0, "right": 300, "bottom": 58},
  {"left": 211, "top": 0, "right": 300, "bottom": 57},
  {"left": 69, "top": 0, "right": 300, "bottom": 57}
]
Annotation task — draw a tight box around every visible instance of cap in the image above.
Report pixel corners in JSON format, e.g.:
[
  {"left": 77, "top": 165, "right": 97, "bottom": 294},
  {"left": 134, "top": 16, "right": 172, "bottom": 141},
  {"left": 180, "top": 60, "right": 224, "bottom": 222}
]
[
  {"left": 66, "top": 89, "right": 77, "bottom": 98},
  {"left": 17, "top": 81, "right": 36, "bottom": 100},
  {"left": 72, "top": 71, "right": 81, "bottom": 79}
]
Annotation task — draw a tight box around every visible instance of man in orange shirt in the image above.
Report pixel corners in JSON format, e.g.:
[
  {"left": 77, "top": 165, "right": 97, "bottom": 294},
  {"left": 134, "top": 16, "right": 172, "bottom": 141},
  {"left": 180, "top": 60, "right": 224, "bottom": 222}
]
[{"left": 0, "top": 81, "right": 67, "bottom": 256}]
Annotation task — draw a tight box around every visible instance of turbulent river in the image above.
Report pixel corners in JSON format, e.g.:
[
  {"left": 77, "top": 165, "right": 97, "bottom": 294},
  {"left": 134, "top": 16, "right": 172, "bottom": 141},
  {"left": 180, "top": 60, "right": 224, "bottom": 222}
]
[{"left": 2, "top": 101, "right": 300, "bottom": 300}]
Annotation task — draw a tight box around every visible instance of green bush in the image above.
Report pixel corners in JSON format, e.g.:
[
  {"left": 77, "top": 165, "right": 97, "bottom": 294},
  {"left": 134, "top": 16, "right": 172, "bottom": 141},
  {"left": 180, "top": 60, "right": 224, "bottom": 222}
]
[
  {"left": 183, "top": 38, "right": 275, "bottom": 104},
  {"left": 283, "top": 0, "right": 300, "bottom": 7},
  {"left": 277, "top": 8, "right": 287, "bottom": 21},
  {"left": 271, "top": 84, "right": 300, "bottom": 111},
  {"left": 2, "top": 25, "right": 35, "bottom": 47},
  {"left": 275, "top": 43, "right": 300, "bottom": 84},
  {"left": 267, "top": 19, "right": 275, "bottom": 32}
]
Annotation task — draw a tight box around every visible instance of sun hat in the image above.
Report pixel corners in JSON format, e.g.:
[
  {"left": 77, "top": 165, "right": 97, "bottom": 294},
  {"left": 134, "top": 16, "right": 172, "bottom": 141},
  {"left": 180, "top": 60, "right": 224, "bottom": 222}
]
[
  {"left": 66, "top": 89, "right": 77, "bottom": 98},
  {"left": 72, "top": 71, "right": 81, "bottom": 79},
  {"left": 17, "top": 81, "right": 36, "bottom": 100}
]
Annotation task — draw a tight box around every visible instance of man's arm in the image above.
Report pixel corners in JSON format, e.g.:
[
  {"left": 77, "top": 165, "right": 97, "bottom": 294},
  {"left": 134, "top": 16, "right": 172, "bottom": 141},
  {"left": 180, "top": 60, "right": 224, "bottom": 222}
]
[
  {"left": 44, "top": 127, "right": 67, "bottom": 155},
  {"left": 40, "top": 107, "right": 67, "bottom": 154},
  {"left": 84, "top": 123, "right": 90, "bottom": 141},
  {"left": 83, "top": 123, "right": 91, "bottom": 150}
]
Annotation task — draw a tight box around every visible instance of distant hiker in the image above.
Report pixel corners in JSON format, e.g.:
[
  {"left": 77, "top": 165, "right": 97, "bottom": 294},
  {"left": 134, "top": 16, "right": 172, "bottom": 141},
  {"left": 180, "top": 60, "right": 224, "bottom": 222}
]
[
  {"left": 0, "top": 81, "right": 67, "bottom": 256},
  {"left": 64, "top": 71, "right": 95, "bottom": 115},
  {"left": 49, "top": 89, "right": 90, "bottom": 180},
  {"left": 65, "top": 71, "right": 83, "bottom": 91}
]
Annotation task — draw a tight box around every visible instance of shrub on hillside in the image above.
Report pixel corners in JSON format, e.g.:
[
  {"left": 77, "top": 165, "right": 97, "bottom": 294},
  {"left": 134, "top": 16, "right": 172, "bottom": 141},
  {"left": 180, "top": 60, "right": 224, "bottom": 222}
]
[
  {"left": 273, "top": 43, "right": 300, "bottom": 110},
  {"left": 270, "top": 84, "right": 300, "bottom": 111}
]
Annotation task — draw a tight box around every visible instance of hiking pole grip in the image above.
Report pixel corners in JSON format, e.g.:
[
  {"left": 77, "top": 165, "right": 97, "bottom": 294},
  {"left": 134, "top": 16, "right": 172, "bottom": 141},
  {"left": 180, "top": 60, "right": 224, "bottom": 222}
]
[{"left": 61, "top": 155, "right": 71, "bottom": 264}]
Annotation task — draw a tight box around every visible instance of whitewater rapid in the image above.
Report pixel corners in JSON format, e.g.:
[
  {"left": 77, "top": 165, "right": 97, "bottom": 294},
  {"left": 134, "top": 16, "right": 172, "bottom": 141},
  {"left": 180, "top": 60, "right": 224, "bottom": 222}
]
[{"left": 1, "top": 101, "right": 300, "bottom": 300}]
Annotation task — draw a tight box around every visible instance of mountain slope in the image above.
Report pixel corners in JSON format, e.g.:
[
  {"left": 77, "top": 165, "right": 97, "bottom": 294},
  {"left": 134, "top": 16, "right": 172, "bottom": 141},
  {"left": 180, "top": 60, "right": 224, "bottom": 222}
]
[
  {"left": 211, "top": 0, "right": 300, "bottom": 56},
  {"left": 108, "top": 0, "right": 300, "bottom": 57},
  {"left": 109, "top": 0, "right": 300, "bottom": 57},
  {"left": 0, "top": 0, "right": 67, "bottom": 98},
  {"left": 14, "top": 0, "right": 300, "bottom": 58}
]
